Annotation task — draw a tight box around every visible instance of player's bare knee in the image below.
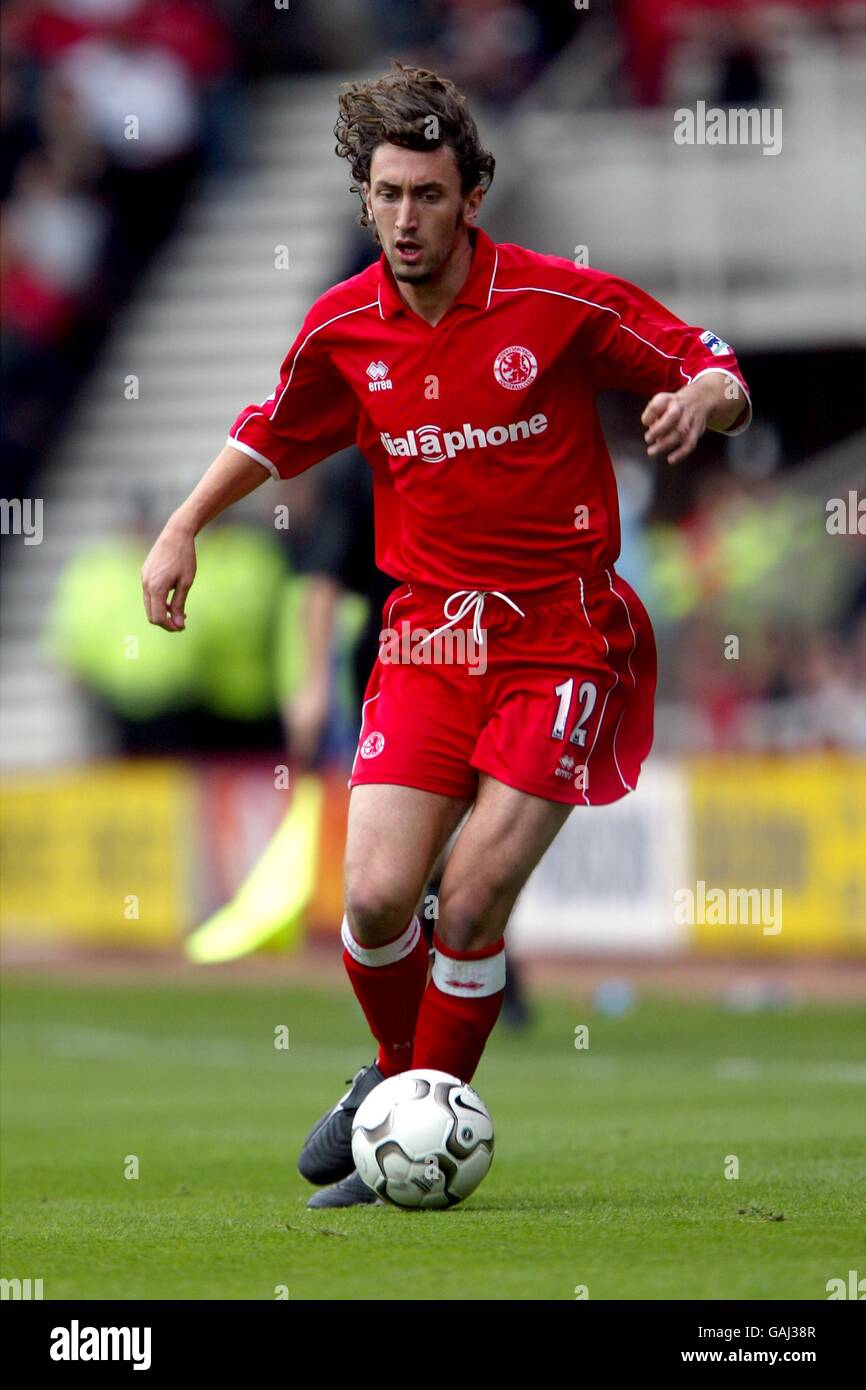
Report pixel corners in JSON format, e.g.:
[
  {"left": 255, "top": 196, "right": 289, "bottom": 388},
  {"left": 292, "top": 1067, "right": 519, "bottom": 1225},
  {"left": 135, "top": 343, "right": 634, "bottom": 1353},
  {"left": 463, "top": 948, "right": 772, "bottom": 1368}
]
[
  {"left": 344, "top": 887, "right": 417, "bottom": 948},
  {"left": 435, "top": 882, "right": 504, "bottom": 952}
]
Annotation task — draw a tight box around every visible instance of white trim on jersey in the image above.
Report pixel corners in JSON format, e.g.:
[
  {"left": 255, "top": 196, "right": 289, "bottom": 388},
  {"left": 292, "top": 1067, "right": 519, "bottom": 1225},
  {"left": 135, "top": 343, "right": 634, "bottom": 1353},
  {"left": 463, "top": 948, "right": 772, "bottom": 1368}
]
[
  {"left": 234, "top": 298, "right": 379, "bottom": 441},
  {"left": 485, "top": 248, "right": 499, "bottom": 309},
  {"left": 386, "top": 583, "right": 414, "bottom": 629},
  {"left": 687, "top": 367, "right": 753, "bottom": 435},
  {"left": 491, "top": 284, "right": 692, "bottom": 382},
  {"left": 226, "top": 436, "right": 279, "bottom": 478}
]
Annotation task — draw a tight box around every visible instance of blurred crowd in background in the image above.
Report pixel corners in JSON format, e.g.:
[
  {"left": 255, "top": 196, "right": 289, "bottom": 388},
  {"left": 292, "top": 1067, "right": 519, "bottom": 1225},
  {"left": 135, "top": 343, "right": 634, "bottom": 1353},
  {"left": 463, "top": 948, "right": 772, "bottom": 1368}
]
[
  {"left": 1, "top": 0, "right": 241, "bottom": 499},
  {"left": 0, "top": 0, "right": 589, "bottom": 500},
  {"left": 2, "top": 0, "right": 864, "bottom": 763}
]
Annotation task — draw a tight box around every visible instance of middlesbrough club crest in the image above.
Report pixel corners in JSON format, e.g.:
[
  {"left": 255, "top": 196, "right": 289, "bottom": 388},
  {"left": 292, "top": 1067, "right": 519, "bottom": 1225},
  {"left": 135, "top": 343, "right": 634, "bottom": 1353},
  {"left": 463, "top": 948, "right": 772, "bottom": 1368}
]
[
  {"left": 360, "top": 731, "right": 385, "bottom": 759},
  {"left": 493, "top": 345, "right": 538, "bottom": 390}
]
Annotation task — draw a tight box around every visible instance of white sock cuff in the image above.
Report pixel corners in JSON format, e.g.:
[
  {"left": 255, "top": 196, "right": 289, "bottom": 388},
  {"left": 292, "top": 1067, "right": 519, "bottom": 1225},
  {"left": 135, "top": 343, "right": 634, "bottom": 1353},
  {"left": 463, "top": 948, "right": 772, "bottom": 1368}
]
[
  {"left": 432, "top": 942, "right": 506, "bottom": 998},
  {"left": 341, "top": 913, "right": 421, "bottom": 967}
]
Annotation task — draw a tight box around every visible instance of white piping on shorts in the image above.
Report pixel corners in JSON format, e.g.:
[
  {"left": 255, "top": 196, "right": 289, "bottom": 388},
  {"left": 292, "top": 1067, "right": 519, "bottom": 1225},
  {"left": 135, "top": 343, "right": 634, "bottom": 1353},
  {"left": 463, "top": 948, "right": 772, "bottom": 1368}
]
[{"left": 605, "top": 569, "right": 638, "bottom": 794}]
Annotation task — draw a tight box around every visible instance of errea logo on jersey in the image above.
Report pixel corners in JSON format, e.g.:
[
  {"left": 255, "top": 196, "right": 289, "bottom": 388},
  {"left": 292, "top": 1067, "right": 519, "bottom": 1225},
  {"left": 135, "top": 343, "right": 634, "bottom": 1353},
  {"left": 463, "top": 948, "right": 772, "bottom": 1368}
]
[
  {"left": 380, "top": 414, "right": 548, "bottom": 462},
  {"left": 366, "top": 360, "right": 392, "bottom": 391}
]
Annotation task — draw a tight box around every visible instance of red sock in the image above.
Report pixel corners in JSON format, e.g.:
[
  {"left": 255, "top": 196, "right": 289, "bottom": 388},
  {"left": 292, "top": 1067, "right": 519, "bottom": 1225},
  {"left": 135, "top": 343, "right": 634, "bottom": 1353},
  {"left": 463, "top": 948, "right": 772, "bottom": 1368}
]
[
  {"left": 341, "top": 913, "right": 430, "bottom": 1078},
  {"left": 411, "top": 930, "right": 505, "bottom": 1083}
]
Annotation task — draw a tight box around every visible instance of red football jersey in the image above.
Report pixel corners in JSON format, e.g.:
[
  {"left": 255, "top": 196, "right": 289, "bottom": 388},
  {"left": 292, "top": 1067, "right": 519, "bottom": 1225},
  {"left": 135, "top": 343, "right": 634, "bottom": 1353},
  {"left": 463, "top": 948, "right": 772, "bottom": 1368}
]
[{"left": 228, "top": 227, "right": 751, "bottom": 594}]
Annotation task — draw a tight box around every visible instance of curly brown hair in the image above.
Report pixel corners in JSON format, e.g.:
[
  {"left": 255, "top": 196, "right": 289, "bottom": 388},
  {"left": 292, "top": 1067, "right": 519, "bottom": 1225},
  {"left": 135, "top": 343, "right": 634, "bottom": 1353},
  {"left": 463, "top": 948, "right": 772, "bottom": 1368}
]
[{"left": 334, "top": 61, "right": 495, "bottom": 228}]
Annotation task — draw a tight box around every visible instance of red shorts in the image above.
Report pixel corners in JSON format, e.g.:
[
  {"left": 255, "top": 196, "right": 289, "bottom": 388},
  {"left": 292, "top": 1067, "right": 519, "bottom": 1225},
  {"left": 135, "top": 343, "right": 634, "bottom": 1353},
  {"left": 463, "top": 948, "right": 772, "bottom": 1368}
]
[{"left": 348, "top": 569, "right": 657, "bottom": 806}]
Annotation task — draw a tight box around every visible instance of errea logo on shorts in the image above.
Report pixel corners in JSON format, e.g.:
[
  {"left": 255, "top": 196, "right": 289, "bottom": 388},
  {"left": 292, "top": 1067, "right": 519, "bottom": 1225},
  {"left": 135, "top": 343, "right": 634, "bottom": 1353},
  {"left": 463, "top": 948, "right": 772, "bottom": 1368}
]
[
  {"left": 555, "top": 753, "right": 587, "bottom": 789},
  {"left": 380, "top": 414, "right": 548, "bottom": 463}
]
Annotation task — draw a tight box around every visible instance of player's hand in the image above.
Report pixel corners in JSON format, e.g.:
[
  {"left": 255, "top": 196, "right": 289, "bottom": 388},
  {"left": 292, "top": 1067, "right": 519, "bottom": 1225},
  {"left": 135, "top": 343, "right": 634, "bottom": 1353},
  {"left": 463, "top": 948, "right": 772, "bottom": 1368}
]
[
  {"left": 141, "top": 521, "right": 197, "bottom": 631},
  {"left": 641, "top": 386, "right": 708, "bottom": 465}
]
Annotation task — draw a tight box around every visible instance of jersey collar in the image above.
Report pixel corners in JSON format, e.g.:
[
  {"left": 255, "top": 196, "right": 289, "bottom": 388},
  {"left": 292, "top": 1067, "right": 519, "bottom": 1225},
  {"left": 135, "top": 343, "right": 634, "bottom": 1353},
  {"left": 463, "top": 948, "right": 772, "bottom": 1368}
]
[{"left": 376, "top": 226, "right": 498, "bottom": 320}]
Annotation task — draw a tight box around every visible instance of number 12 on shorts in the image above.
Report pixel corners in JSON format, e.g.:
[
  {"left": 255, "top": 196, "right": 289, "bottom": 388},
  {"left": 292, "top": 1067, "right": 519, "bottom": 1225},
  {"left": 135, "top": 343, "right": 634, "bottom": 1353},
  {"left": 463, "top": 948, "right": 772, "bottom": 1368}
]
[{"left": 551, "top": 677, "right": 598, "bottom": 746}]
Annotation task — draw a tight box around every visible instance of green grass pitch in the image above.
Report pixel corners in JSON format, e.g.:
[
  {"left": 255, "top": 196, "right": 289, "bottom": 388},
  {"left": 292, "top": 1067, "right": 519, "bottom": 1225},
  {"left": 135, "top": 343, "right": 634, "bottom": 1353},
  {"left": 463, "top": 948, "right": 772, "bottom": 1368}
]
[{"left": 1, "top": 972, "right": 863, "bottom": 1300}]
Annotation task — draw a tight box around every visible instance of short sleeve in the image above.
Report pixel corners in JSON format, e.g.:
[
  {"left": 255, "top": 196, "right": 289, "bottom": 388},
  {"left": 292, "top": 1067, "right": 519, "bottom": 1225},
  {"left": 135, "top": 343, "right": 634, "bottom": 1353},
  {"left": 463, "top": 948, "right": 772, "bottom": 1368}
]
[
  {"left": 578, "top": 270, "right": 752, "bottom": 436},
  {"left": 227, "top": 305, "right": 361, "bottom": 479}
]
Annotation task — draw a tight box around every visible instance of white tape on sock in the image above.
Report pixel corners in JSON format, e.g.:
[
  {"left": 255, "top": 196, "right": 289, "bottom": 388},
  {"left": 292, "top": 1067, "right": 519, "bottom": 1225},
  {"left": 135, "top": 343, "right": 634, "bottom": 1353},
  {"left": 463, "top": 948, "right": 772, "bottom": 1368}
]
[
  {"left": 341, "top": 913, "right": 421, "bottom": 967},
  {"left": 432, "top": 943, "right": 506, "bottom": 998}
]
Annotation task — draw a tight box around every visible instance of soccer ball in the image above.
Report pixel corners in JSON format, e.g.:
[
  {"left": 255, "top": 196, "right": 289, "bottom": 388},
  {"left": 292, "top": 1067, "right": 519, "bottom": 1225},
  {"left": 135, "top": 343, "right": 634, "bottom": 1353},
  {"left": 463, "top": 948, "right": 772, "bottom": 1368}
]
[{"left": 351, "top": 1068, "right": 494, "bottom": 1209}]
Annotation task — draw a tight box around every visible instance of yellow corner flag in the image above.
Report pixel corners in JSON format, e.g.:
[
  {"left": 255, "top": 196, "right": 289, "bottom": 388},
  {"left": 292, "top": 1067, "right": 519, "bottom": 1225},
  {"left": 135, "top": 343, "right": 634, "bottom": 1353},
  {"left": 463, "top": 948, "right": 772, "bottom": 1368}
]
[{"left": 185, "top": 773, "right": 325, "bottom": 963}]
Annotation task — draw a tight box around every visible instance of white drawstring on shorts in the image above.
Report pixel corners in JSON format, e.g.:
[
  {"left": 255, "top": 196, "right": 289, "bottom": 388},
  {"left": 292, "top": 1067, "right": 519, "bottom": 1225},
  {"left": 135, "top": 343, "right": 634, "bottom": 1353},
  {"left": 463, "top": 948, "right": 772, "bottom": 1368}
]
[{"left": 413, "top": 589, "right": 526, "bottom": 652}]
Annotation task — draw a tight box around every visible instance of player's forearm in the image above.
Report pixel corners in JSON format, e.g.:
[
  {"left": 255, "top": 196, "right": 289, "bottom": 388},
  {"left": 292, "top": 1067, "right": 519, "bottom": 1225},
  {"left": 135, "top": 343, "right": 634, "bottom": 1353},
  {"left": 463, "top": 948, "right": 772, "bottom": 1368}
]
[
  {"left": 280, "top": 575, "right": 341, "bottom": 762},
  {"left": 166, "top": 444, "right": 271, "bottom": 538},
  {"left": 302, "top": 575, "right": 342, "bottom": 688},
  {"left": 681, "top": 371, "right": 746, "bottom": 433}
]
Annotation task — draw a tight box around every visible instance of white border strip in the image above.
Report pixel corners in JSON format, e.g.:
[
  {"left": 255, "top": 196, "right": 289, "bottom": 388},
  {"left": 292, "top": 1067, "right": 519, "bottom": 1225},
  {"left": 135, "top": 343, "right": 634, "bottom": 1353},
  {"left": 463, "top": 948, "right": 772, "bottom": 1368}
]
[
  {"left": 432, "top": 944, "right": 506, "bottom": 997},
  {"left": 606, "top": 570, "right": 638, "bottom": 793},
  {"left": 349, "top": 692, "right": 381, "bottom": 780},
  {"left": 492, "top": 284, "right": 691, "bottom": 381},
  {"left": 688, "top": 367, "right": 753, "bottom": 435},
  {"left": 226, "top": 436, "right": 279, "bottom": 478},
  {"left": 234, "top": 299, "right": 379, "bottom": 439},
  {"left": 341, "top": 913, "right": 421, "bottom": 967}
]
